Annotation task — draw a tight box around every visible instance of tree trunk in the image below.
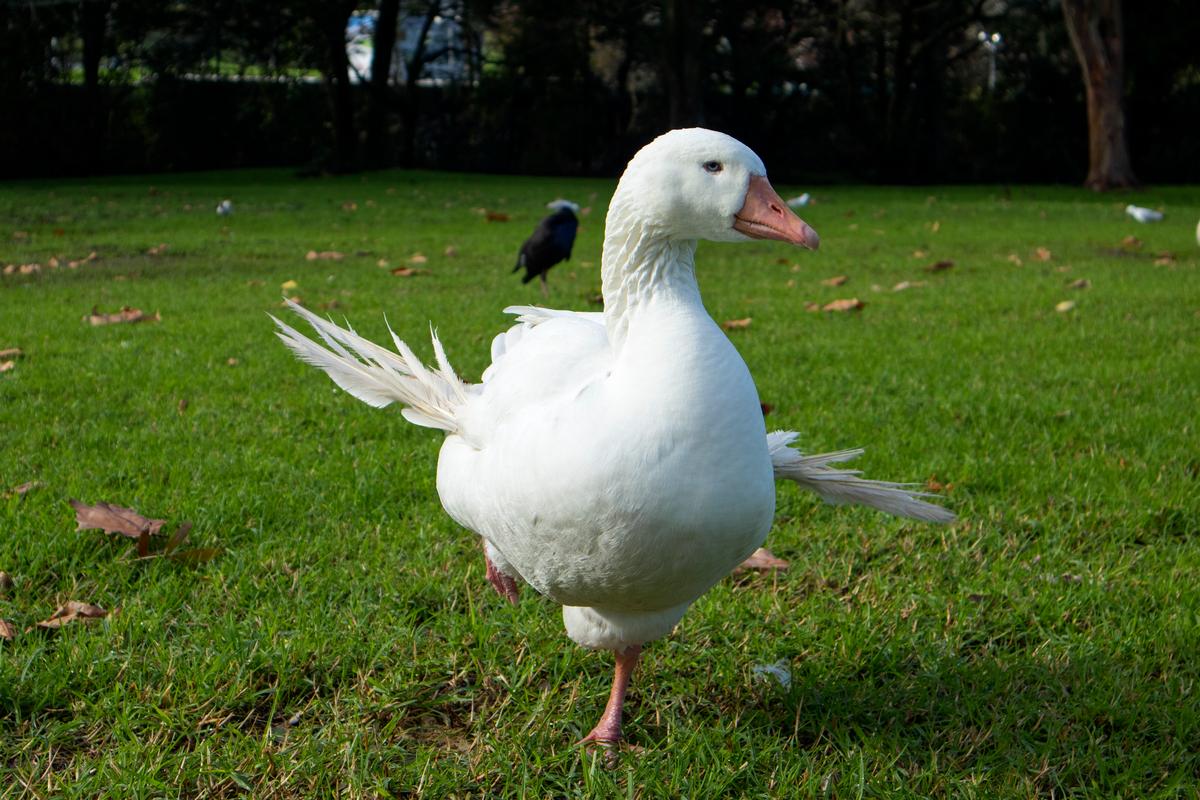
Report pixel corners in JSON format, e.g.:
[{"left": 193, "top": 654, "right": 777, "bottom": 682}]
[
  {"left": 319, "top": 2, "right": 358, "bottom": 172},
  {"left": 661, "top": 0, "right": 703, "bottom": 128},
  {"left": 1061, "top": 0, "right": 1138, "bottom": 190},
  {"left": 366, "top": 0, "right": 400, "bottom": 167}
]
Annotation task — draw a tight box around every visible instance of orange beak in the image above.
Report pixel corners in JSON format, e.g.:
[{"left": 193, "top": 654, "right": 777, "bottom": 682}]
[{"left": 733, "top": 175, "right": 819, "bottom": 250}]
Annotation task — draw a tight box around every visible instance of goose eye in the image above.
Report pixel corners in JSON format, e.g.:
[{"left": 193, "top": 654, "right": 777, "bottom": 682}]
[{"left": 703, "top": 161, "right": 723, "bottom": 174}]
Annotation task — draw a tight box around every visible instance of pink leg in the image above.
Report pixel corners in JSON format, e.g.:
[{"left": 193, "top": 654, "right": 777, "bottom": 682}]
[
  {"left": 578, "top": 644, "right": 643, "bottom": 746},
  {"left": 484, "top": 547, "right": 520, "bottom": 605}
]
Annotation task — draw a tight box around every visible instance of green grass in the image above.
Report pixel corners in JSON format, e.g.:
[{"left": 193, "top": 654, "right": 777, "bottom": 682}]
[{"left": 1, "top": 169, "right": 1198, "bottom": 798}]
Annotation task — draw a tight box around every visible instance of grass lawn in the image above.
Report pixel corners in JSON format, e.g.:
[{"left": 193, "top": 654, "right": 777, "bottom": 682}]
[{"left": 1, "top": 168, "right": 1198, "bottom": 798}]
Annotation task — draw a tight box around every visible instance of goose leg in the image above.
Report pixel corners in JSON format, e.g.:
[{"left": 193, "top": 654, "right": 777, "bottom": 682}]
[
  {"left": 539, "top": 273, "right": 549, "bottom": 298},
  {"left": 484, "top": 548, "right": 520, "bottom": 604},
  {"left": 578, "top": 644, "right": 642, "bottom": 746}
]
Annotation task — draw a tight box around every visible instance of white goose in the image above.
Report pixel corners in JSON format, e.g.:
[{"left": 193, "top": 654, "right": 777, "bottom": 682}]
[{"left": 273, "top": 128, "right": 953, "bottom": 747}]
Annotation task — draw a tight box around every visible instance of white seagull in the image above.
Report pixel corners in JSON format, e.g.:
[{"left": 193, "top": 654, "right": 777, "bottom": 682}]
[
  {"left": 1125, "top": 204, "right": 1163, "bottom": 223},
  {"left": 273, "top": 128, "right": 953, "bottom": 747}
]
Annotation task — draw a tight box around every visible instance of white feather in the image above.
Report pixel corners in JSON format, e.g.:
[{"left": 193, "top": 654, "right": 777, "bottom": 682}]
[
  {"left": 271, "top": 299, "right": 465, "bottom": 433},
  {"left": 767, "top": 431, "right": 955, "bottom": 523}
]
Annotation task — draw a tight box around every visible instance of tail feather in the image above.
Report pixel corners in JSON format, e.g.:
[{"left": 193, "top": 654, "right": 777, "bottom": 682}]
[
  {"left": 271, "top": 299, "right": 464, "bottom": 433},
  {"left": 768, "top": 431, "right": 955, "bottom": 523}
]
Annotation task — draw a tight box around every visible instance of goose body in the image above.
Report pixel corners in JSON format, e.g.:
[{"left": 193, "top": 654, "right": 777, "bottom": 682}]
[{"left": 274, "top": 128, "right": 952, "bottom": 746}]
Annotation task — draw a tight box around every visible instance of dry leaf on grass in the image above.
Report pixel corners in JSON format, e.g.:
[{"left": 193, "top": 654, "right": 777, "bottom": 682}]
[
  {"left": 391, "top": 267, "right": 428, "bottom": 277},
  {"left": 443, "top": 246, "right": 458, "bottom": 257},
  {"left": 5, "top": 481, "right": 42, "bottom": 498},
  {"left": 0, "top": 361, "right": 13, "bottom": 373},
  {"left": 721, "top": 317, "right": 752, "bottom": 331},
  {"left": 37, "top": 601, "right": 108, "bottom": 630},
  {"left": 823, "top": 298, "right": 865, "bottom": 312},
  {"left": 305, "top": 251, "right": 345, "bottom": 261},
  {"left": 84, "top": 307, "right": 161, "bottom": 326},
  {"left": 893, "top": 281, "right": 927, "bottom": 291},
  {"left": 1121, "top": 235, "right": 1142, "bottom": 249},
  {"left": 925, "top": 476, "right": 954, "bottom": 492},
  {"left": 67, "top": 251, "right": 99, "bottom": 269},
  {"left": 733, "top": 547, "right": 789, "bottom": 574},
  {"left": 1154, "top": 252, "right": 1176, "bottom": 266},
  {"left": 0, "top": 571, "right": 12, "bottom": 592},
  {"left": 409, "top": 253, "right": 428, "bottom": 264},
  {"left": 0, "top": 618, "right": 15, "bottom": 640},
  {"left": 1007, "top": 253, "right": 1023, "bottom": 266},
  {"left": 925, "top": 259, "right": 955, "bottom": 273},
  {"left": 912, "top": 249, "right": 929, "bottom": 258},
  {"left": 1068, "top": 278, "right": 1091, "bottom": 290},
  {"left": 341, "top": 202, "right": 358, "bottom": 212},
  {"left": 821, "top": 275, "right": 849, "bottom": 287},
  {"left": 146, "top": 243, "right": 169, "bottom": 256},
  {"left": 484, "top": 210, "right": 510, "bottom": 223},
  {"left": 72, "top": 499, "right": 165, "bottom": 539},
  {"left": 804, "top": 301, "right": 820, "bottom": 312},
  {"left": 1034, "top": 247, "right": 1052, "bottom": 261},
  {"left": 1055, "top": 300, "right": 1076, "bottom": 313}
]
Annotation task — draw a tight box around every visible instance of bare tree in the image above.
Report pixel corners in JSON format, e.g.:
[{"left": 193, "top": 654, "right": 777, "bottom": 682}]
[{"left": 1061, "top": 0, "right": 1138, "bottom": 190}]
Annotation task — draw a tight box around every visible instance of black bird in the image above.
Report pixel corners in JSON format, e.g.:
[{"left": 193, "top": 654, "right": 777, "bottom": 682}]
[{"left": 513, "top": 199, "right": 580, "bottom": 296}]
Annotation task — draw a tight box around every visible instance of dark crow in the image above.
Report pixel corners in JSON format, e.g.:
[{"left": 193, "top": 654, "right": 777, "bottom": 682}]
[{"left": 513, "top": 199, "right": 580, "bottom": 296}]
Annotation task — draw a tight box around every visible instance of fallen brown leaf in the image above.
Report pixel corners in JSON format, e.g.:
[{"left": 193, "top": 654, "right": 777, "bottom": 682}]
[
  {"left": 823, "top": 298, "right": 865, "bottom": 312},
  {"left": 930, "top": 220, "right": 941, "bottom": 233},
  {"left": 925, "top": 260, "right": 955, "bottom": 273},
  {"left": 0, "top": 361, "right": 13, "bottom": 373},
  {"left": 484, "top": 211, "right": 510, "bottom": 223},
  {"left": 1007, "top": 253, "right": 1023, "bottom": 266},
  {"left": 925, "top": 476, "right": 954, "bottom": 492},
  {"left": 146, "top": 243, "right": 169, "bottom": 256},
  {"left": 821, "top": 275, "right": 849, "bottom": 287},
  {"left": 1153, "top": 252, "right": 1176, "bottom": 266},
  {"left": 391, "top": 267, "right": 428, "bottom": 277},
  {"left": 893, "top": 281, "right": 927, "bottom": 291},
  {"left": 0, "top": 571, "right": 12, "bottom": 592},
  {"left": 1055, "top": 300, "right": 1076, "bottom": 313},
  {"left": 281, "top": 279, "right": 298, "bottom": 290},
  {"left": 5, "top": 481, "right": 42, "bottom": 498},
  {"left": 444, "top": 246, "right": 459, "bottom": 258},
  {"left": 84, "top": 307, "right": 161, "bottom": 326},
  {"left": 376, "top": 259, "right": 390, "bottom": 268},
  {"left": 1121, "top": 235, "right": 1142, "bottom": 249},
  {"left": 305, "top": 250, "right": 345, "bottom": 261},
  {"left": 1034, "top": 247, "right": 1052, "bottom": 261},
  {"left": 733, "top": 547, "right": 789, "bottom": 574},
  {"left": 66, "top": 251, "right": 99, "bottom": 269},
  {"left": 409, "top": 253, "right": 428, "bottom": 264},
  {"left": 911, "top": 249, "right": 929, "bottom": 258},
  {"left": 226, "top": 357, "right": 238, "bottom": 366},
  {"left": 1068, "top": 278, "right": 1091, "bottom": 290},
  {"left": 804, "top": 301, "right": 820, "bottom": 312},
  {"left": 71, "top": 499, "right": 165, "bottom": 539},
  {"left": 36, "top": 601, "right": 107, "bottom": 630},
  {"left": 0, "top": 618, "right": 15, "bottom": 640},
  {"left": 341, "top": 202, "right": 358, "bottom": 212},
  {"left": 721, "top": 317, "right": 752, "bottom": 331}
]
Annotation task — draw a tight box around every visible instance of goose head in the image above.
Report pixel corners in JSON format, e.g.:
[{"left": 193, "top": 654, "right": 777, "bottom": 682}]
[{"left": 615, "top": 128, "right": 819, "bottom": 250}]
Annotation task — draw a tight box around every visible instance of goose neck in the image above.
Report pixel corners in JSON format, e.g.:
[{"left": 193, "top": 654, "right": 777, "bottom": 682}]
[{"left": 601, "top": 213, "right": 699, "bottom": 349}]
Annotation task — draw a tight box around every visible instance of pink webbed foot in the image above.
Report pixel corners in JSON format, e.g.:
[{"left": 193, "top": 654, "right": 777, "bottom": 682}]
[
  {"left": 484, "top": 549, "right": 520, "bottom": 605},
  {"left": 577, "top": 644, "right": 643, "bottom": 752}
]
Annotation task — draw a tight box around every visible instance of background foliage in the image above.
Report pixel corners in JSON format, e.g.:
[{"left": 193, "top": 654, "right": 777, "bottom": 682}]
[{"left": 2, "top": 0, "right": 1199, "bottom": 182}]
